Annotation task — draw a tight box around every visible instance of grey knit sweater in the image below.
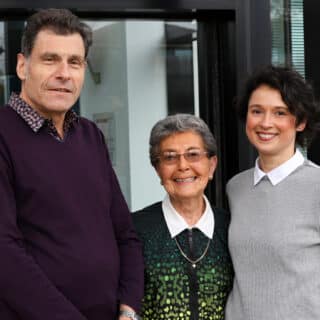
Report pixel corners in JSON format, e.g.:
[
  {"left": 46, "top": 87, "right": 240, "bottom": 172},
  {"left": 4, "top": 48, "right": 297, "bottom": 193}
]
[{"left": 225, "top": 160, "right": 320, "bottom": 320}]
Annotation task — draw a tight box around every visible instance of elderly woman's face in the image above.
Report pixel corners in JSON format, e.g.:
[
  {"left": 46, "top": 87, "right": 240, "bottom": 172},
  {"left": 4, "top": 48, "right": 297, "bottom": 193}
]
[{"left": 156, "top": 131, "right": 217, "bottom": 204}]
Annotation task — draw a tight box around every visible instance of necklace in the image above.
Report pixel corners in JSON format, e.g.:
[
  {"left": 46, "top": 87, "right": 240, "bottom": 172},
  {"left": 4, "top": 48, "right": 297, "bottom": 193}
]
[{"left": 174, "top": 237, "right": 211, "bottom": 268}]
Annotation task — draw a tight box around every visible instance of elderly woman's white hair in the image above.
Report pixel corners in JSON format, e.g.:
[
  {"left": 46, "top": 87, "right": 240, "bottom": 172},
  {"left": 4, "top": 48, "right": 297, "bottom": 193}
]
[{"left": 149, "top": 113, "right": 217, "bottom": 167}]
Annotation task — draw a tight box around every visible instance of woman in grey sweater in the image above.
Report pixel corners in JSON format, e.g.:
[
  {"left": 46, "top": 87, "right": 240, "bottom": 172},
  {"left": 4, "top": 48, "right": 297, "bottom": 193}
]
[{"left": 225, "top": 65, "right": 320, "bottom": 320}]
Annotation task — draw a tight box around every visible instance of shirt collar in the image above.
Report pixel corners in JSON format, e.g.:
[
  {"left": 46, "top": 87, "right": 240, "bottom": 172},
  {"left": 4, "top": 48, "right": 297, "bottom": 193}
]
[
  {"left": 9, "top": 92, "right": 46, "bottom": 132},
  {"left": 8, "top": 92, "right": 79, "bottom": 133},
  {"left": 162, "top": 194, "right": 214, "bottom": 239},
  {"left": 254, "top": 149, "right": 305, "bottom": 186}
]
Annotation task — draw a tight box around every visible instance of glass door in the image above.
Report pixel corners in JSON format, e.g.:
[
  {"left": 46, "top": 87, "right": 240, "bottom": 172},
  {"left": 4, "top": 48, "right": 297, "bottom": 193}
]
[
  {"left": 2, "top": 13, "right": 236, "bottom": 210},
  {"left": 81, "top": 20, "right": 199, "bottom": 210}
]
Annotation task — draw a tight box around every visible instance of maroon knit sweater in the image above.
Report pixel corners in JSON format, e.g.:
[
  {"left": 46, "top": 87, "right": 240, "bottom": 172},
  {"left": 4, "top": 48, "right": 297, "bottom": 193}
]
[{"left": 0, "top": 105, "right": 143, "bottom": 320}]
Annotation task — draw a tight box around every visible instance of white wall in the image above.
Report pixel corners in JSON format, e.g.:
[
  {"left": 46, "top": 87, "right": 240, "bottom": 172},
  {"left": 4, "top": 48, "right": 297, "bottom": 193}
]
[
  {"left": 81, "top": 22, "right": 131, "bottom": 204},
  {"left": 126, "top": 21, "right": 167, "bottom": 211},
  {"left": 80, "top": 21, "right": 167, "bottom": 211}
]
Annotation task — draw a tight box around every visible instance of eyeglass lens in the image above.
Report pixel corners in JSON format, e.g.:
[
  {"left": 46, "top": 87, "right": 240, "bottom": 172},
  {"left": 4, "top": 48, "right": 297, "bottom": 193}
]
[{"left": 161, "top": 151, "right": 207, "bottom": 164}]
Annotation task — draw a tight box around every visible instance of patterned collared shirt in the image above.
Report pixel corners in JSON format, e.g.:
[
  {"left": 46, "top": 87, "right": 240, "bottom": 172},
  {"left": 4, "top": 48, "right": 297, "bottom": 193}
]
[{"left": 8, "top": 92, "right": 78, "bottom": 141}]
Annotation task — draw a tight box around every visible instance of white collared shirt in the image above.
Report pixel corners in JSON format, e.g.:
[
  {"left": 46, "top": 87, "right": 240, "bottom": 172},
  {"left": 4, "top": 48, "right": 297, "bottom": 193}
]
[
  {"left": 254, "top": 149, "right": 305, "bottom": 186},
  {"left": 162, "top": 194, "right": 214, "bottom": 239}
]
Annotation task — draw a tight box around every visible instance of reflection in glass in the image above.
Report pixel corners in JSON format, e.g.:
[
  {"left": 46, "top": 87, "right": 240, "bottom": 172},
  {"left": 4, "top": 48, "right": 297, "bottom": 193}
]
[
  {"left": 271, "top": 0, "right": 305, "bottom": 76},
  {"left": 81, "top": 20, "right": 198, "bottom": 210}
]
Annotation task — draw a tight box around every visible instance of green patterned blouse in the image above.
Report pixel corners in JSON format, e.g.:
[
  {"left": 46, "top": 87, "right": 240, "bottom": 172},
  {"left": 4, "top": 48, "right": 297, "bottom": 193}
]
[{"left": 133, "top": 202, "right": 233, "bottom": 320}]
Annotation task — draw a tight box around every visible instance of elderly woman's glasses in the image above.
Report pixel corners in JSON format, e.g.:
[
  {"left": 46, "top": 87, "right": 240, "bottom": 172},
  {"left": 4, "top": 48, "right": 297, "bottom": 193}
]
[{"left": 158, "top": 150, "right": 208, "bottom": 165}]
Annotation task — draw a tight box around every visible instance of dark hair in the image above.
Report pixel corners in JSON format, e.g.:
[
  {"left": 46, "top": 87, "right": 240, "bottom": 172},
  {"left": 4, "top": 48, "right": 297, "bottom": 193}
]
[
  {"left": 149, "top": 113, "right": 217, "bottom": 167},
  {"left": 21, "top": 8, "right": 92, "bottom": 58},
  {"left": 237, "top": 65, "right": 320, "bottom": 147}
]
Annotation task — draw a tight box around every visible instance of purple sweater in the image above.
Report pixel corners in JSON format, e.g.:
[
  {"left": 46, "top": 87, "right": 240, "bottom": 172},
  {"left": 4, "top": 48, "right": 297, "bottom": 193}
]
[{"left": 0, "top": 106, "right": 144, "bottom": 320}]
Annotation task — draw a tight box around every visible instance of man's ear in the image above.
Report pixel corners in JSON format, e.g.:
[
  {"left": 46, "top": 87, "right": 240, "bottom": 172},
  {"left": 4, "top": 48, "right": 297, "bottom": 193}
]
[{"left": 16, "top": 53, "right": 27, "bottom": 81}]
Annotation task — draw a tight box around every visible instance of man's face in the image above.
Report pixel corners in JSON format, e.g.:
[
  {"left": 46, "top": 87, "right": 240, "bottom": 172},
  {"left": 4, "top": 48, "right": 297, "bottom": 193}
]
[{"left": 16, "top": 29, "right": 86, "bottom": 119}]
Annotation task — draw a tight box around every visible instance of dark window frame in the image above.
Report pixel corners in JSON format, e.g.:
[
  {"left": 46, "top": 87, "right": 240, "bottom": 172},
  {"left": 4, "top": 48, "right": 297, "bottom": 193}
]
[{"left": 0, "top": 0, "right": 272, "bottom": 206}]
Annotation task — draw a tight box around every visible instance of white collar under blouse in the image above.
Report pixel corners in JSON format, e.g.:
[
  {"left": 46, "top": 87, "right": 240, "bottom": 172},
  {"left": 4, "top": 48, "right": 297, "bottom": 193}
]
[
  {"left": 254, "top": 149, "right": 305, "bottom": 186},
  {"left": 162, "top": 194, "right": 214, "bottom": 239}
]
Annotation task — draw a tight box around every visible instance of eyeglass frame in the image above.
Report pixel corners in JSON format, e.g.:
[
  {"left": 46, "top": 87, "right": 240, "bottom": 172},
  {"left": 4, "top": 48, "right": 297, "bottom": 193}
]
[{"left": 156, "top": 150, "right": 211, "bottom": 165}]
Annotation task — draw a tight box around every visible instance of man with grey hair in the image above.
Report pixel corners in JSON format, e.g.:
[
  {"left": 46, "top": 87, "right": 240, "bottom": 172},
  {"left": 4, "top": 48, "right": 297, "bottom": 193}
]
[{"left": 0, "top": 8, "right": 143, "bottom": 320}]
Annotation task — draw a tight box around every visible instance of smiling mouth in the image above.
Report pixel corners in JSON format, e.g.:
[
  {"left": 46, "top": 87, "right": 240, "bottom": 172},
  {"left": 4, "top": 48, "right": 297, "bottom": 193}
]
[
  {"left": 257, "top": 132, "right": 277, "bottom": 141},
  {"left": 174, "top": 177, "right": 197, "bottom": 183},
  {"left": 49, "top": 88, "right": 72, "bottom": 93}
]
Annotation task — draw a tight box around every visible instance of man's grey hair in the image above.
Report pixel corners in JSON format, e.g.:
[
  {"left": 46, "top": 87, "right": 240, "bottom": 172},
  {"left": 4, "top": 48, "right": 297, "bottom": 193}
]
[{"left": 21, "top": 8, "right": 92, "bottom": 58}]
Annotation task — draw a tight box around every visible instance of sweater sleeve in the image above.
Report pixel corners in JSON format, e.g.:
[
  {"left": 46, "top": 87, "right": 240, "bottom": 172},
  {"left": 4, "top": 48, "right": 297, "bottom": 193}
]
[
  {"left": 107, "top": 152, "right": 144, "bottom": 313},
  {"left": 0, "top": 140, "right": 86, "bottom": 320}
]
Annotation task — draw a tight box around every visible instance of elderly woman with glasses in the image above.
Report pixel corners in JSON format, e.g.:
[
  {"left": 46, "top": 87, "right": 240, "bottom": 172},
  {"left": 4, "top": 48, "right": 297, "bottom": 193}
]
[{"left": 133, "top": 114, "right": 233, "bottom": 320}]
